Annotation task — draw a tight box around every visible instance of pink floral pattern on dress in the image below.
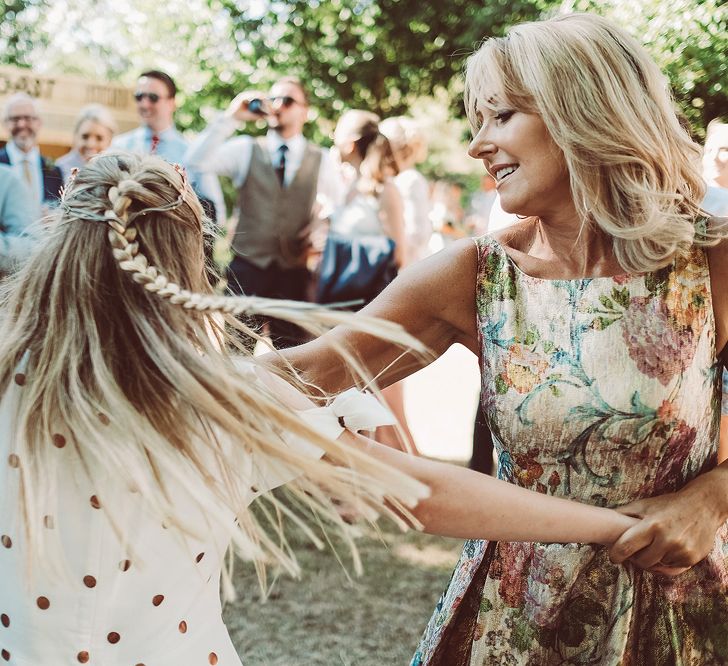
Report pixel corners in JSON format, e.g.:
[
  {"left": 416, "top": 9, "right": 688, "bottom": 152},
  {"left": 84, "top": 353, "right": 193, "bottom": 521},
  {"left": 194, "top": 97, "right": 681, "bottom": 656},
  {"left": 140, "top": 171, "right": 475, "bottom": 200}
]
[{"left": 412, "top": 236, "right": 724, "bottom": 666}]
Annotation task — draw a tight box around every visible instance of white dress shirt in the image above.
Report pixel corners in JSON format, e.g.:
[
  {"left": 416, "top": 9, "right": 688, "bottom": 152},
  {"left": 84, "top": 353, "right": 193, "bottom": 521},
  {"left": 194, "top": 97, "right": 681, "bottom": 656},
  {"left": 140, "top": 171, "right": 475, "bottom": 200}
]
[{"left": 185, "top": 117, "right": 344, "bottom": 219}]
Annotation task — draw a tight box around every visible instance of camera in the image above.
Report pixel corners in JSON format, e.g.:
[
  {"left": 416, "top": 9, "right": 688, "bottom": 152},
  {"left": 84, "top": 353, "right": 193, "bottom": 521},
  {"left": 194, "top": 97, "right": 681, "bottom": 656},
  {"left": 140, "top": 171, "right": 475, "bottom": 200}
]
[{"left": 247, "top": 98, "right": 266, "bottom": 115}]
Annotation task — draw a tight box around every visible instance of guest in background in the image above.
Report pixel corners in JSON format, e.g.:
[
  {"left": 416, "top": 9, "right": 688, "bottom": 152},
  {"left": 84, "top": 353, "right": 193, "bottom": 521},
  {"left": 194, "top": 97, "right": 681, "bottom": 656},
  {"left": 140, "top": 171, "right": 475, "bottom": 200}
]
[
  {"left": 185, "top": 77, "right": 343, "bottom": 349},
  {"left": 0, "top": 93, "right": 63, "bottom": 220},
  {"left": 380, "top": 116, "right": 432, "bottom": 266},
  {"left": 56, "top": 104, "right": 117, "bottom": 182},
  {"left": 702, "top": 119, "right": 728, "bottom": 461},
  {"left": 0, "top": 163, "right": 34, "bottom": 276},
  {"left": 328, "top": 109, "right": 415, "bottom": 453},
  {"left": 112, "top": 70, "right": 225, "bottom": 229}
]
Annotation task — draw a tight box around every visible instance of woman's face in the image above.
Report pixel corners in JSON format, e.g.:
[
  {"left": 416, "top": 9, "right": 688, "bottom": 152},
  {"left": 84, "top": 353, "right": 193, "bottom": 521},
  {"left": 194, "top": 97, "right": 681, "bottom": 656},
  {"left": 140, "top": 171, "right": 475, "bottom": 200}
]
[
  {"left": 704, "top": 125, "right": 728, "bottom": 188},
  {"left": 75, "top": 119, "right": 113, "bottom": 161},
  {"left": 468, "top": 99, "right": 572, "bottom": 218}
]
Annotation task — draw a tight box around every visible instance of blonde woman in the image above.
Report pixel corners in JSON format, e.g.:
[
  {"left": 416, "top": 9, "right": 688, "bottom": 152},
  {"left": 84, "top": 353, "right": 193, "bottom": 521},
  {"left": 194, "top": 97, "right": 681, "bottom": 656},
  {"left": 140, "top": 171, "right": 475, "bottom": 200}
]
[
  {"left": 0, "top": 151, "right": 639, "bottom": 664},
  {"left": 324, "top": 109, "right": 414, "bottom": 451},
  {"left": 272, "top": 13, "right": 728, "bottom": 665},
  {"left": 56, "top": 104, "right": 117, "bottom": 182},
  {"left": 380, "top": 116, "right": 433, "bottom": 265}
]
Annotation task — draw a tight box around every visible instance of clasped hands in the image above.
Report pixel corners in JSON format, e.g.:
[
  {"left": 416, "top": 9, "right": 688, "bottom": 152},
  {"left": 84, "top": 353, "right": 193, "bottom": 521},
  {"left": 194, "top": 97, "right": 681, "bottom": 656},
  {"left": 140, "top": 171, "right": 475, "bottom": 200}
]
[{"left": 608, "top": 469, "right": 728, "bottom": 577}]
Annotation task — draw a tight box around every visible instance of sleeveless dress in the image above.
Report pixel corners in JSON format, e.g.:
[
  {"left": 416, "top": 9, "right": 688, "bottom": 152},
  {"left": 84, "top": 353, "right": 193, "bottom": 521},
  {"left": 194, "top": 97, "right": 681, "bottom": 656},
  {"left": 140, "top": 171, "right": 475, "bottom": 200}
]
[{"left": 413, "top": 235, "right": 726, "bottom": 666}]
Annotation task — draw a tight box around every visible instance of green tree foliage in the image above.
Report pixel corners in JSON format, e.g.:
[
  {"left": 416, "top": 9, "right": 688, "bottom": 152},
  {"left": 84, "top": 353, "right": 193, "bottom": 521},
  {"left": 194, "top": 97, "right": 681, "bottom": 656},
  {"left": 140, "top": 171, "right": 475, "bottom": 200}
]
[
  {"left": 211, "top": 0, "right": 548, "bottom": 123},
  {"left": 0, "top": 0, "right": 49, "bottom": 67},
  {"left": 564, "top": 0, "right": 728, "bottom": 134}
]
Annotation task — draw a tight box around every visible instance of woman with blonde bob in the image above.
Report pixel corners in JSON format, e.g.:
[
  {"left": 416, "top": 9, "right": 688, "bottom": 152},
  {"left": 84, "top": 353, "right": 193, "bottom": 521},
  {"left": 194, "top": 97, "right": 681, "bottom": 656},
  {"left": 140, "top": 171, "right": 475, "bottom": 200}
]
[
  {"left": 56, "top": 103, "right": 118, "bottom": 182},
  {"left": 0, "top": 150, "right": 637, "bottom": 665},
  {"left": 272, "top": 12, "right": 728, "bottom": 665}
]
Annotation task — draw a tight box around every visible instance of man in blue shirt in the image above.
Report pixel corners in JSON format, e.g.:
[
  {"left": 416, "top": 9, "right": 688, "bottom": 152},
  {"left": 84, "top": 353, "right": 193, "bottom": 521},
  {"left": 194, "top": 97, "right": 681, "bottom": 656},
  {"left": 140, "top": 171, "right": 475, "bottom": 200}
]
[
  {"left": 0, "top": 163, "right": 35, "bottom": 276},
  {"left": 112, "top": 70, "right": 225, "bottom": 229}
]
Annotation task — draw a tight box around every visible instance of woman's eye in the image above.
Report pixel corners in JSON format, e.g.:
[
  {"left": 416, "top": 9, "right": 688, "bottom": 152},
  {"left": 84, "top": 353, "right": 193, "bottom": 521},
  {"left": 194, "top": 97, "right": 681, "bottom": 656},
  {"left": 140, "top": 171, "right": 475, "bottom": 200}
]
[{"left": 494, "top": 110, "right": 514, "bottom": 123}]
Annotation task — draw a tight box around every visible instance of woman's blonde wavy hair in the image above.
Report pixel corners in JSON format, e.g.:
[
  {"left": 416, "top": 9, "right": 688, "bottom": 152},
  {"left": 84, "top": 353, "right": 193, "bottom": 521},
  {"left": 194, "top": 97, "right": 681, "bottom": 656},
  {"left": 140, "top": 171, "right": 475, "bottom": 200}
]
[
  {"left": 0, "top": 151, "right": 427, "bottom": 590},
  {"left": 464, "top": 12, "right": 723, "bottom": 273}
]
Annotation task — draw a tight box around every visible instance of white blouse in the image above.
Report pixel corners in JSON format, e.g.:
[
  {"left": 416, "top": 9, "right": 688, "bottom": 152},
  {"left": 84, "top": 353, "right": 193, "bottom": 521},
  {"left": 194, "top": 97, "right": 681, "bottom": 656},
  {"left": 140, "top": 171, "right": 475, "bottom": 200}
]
[{"left": 0, "top": 362, "right": 394, "bottom": 665}]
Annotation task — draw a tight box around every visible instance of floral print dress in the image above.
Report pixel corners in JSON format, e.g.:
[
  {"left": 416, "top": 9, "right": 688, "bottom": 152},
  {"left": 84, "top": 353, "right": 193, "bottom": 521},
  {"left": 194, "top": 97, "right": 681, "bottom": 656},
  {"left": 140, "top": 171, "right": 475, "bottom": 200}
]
[{"left": 412, "top": 235, "right": 726, "bottom": 666}]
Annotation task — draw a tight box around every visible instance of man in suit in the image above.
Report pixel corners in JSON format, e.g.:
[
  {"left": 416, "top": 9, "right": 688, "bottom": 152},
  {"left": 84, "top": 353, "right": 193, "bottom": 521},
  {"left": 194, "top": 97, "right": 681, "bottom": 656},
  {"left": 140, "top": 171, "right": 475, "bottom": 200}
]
[
  {"left": 1, "top": 93, "right": 63, "bottom": 221},
  {"left": 112, "top": 70, "right": 225, "bottom": 229},
  {"left": 0, "top": 163, "right": 35, "bottom": 276},
  {"left": 185, "top": 77, "right": 343, "bottom": 348}
]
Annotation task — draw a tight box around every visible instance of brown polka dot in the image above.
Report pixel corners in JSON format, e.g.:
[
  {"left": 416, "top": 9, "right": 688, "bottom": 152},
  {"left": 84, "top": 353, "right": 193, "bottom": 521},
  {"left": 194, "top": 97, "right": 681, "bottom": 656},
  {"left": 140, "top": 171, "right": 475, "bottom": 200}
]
[
  {"left": 44, "top": 515, "right": 54, "bottom": 529},
  {"left": 52, "top": 433, "right": 66, "bottom": 448},
  {"left": 90, "top": 495, "right": 101, "bottom": 509},
  {"left": 83, "top": 575, "right": 96, "bottom": 588},
  {"left": 36, "top": 596, "right": 50, "bottom": 610},
  {"left": 77, "top": 651, "right": 89, "bottom": 663},
  {"left": 98, "top": 412, "right": 110, "bottom": 425},
  {"left": 195, "top": 552, "right": 204, "bottom": 563},
  {"left": 1, "top": 648, "right": 8, "bottom": 661},
  {"left": 14, "top": 373, "right": 25, "bottom": 386},
  {"left": 152, "top": 594, "right": 164, "bottom": 606},
  {"left": 7, "top": 453, "right": 19, "bottom": 468},
  {"left": 107, "top": 631, "right": 120, "bottom": 644},
  {"left": 1, "top": 613, "right": 8, "bottom": 627},
  {"left": 209, "top": 653, "right": 218, "bottom": 665},
  {"left": 178, "top": 619, "right": 187, "bottom": 633},
  {"left": 1, "top": 535, "right": 11, "bottom": 548},
  {"left": 119, "top": 559, "right": 131, "bottom": 572}
]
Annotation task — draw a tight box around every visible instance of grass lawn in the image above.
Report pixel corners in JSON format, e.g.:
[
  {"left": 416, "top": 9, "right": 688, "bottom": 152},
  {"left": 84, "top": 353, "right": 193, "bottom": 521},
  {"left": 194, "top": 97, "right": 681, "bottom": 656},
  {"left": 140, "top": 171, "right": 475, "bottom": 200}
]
[{"left": 224, "top": 522, "right": 464, "bottom": 665}]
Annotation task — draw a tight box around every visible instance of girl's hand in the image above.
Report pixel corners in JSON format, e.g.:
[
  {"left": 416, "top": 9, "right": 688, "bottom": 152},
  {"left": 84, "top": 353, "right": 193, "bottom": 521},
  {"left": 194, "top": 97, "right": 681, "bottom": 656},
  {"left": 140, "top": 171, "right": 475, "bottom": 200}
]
[{"left": 608, "top": 471, "right": 728, "bottom": 576}]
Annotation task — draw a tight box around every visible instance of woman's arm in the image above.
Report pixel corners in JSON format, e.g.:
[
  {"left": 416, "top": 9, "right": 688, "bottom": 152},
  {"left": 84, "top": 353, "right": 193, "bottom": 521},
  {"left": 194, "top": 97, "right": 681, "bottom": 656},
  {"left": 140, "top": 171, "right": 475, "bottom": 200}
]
[
  {"left": 608, "top": 238, "right": 728, "bottom": 572},
  {"left": 257, "top": 365, "right": 635, "bottom": 547},
  {"left": 265, "top": 238, "right": 480, "bottom": 393},
  {"left": 345, "top": 430, "right": 635, "bottom": 546}
]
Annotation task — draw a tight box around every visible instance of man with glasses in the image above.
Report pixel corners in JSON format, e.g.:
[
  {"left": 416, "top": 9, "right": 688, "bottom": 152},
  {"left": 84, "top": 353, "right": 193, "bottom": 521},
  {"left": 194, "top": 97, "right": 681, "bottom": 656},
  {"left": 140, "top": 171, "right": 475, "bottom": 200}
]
[
  {"left": 185, "top": 77, "right": 343, "bottom": 349},
  {"left": 112, "top": 70, "right": 225, "bottom": 231},
  {"left": 0, "top": 93, "right": 63, "bottom": 221}
]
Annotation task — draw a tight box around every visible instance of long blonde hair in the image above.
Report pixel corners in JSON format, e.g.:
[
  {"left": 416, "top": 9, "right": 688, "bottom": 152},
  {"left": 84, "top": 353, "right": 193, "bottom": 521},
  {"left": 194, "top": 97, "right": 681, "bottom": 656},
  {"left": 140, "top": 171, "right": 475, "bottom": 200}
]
[
  {"left": 335, "top": 110, "right": 399, "bottom": 195},
  {"left": 464, "top": 13, "right": 720, "bottom": 273},
  {"left": 0, "top": 152, "right": 426, "bottom": 586}
]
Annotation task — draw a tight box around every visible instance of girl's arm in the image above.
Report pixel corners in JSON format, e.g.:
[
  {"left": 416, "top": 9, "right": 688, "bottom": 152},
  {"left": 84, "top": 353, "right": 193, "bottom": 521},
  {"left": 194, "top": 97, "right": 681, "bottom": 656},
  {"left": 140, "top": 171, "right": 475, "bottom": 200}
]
[{"left": 345, "top": 430, "right": 635, "bottom": 546}]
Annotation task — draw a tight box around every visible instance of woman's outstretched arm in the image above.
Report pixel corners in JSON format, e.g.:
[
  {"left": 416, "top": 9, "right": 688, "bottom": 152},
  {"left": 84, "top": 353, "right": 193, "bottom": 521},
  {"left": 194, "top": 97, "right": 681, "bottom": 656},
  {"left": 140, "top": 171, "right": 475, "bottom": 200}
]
[
  {"left": 345, "top": 430, "right": 634, "bottom": 547},
  {"left": 256, "top": 364, "right": 634, "bottom": 548}
]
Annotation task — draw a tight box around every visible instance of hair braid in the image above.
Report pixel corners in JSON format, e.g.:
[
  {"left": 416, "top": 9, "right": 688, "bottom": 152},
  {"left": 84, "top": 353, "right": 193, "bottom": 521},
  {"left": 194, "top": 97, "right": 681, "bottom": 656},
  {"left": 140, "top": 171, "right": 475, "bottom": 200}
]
[{"left": 101, "top": 172, "right": 420, "bottom": 345}]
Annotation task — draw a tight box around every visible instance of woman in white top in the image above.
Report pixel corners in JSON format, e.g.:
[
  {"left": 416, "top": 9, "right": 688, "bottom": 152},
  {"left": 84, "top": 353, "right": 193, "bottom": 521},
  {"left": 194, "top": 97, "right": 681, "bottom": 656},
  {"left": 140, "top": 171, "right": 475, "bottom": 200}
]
[
  {"left": 0, "top": 151, "right": 636, "bottom": 665},
  {"left": 380, "top": 116, "right": 433, "bottom": 266}
]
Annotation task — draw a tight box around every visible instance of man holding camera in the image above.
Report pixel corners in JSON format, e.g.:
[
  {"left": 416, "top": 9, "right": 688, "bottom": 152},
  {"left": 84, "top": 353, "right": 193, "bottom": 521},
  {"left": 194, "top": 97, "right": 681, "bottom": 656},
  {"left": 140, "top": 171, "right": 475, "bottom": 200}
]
[{"left": 185, "top": 77, "right": 343, "bottom": 349}]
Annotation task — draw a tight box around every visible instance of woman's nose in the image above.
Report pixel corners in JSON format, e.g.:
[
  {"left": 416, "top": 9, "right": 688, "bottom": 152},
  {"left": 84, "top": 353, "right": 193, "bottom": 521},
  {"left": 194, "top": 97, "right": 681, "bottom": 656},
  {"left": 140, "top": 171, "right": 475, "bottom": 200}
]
[{"left": 468, "top": 125, "right": 496, "bottom": 160}]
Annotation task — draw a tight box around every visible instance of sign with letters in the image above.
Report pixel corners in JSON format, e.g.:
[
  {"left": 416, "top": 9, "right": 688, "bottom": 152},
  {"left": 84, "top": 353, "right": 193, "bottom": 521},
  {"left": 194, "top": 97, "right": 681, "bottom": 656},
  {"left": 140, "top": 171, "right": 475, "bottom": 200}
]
[{"left": 0, "top": 65, "right": 138, "bottom": 156}]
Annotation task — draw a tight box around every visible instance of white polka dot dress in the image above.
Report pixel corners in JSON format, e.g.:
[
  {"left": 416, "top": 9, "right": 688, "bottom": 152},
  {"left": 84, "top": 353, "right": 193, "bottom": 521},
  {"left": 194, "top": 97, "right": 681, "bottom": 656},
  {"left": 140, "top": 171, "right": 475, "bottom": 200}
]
[{"left": 0, "top": 360, "right": 393, "bottom": 665}]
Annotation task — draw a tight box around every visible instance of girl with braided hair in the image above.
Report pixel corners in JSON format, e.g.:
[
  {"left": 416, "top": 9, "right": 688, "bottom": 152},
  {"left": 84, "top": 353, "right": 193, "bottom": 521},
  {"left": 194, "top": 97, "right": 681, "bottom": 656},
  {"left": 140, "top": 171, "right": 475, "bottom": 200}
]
[{"left": 0, "top": 151, "right": 635, "bottom": 664}]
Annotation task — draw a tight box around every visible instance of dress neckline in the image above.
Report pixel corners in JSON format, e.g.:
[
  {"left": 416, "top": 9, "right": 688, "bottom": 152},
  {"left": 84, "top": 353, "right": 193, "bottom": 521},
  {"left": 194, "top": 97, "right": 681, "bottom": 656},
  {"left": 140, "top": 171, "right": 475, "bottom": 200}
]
[{"left": 483, "top": 234, "right": 646, "bottom": 284}]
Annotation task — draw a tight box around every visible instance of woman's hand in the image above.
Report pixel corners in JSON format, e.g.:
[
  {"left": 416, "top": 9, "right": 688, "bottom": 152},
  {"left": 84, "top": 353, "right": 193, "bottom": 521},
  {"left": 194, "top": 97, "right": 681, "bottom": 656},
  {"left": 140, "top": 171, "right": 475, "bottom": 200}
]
[{"left": 608, "top": 470, "right": 728, "bottom": 576}]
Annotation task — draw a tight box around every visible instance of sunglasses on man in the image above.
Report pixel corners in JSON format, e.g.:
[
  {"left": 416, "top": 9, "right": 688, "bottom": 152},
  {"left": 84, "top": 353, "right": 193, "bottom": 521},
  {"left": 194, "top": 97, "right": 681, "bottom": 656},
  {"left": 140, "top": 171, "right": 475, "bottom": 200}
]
[
  {"left": 268, "top": 96, "right": 301, "bottom": 107},
  {"left": 134, "top": 92, "right": 168, "bottom": 103}
]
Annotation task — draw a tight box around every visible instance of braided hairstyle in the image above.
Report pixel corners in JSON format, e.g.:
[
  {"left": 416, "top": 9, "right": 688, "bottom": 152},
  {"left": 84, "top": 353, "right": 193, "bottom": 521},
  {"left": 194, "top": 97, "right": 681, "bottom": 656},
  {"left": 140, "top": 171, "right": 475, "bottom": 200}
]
[{"left": 0, "top": 151, "right": 428, "bottom": 589}]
